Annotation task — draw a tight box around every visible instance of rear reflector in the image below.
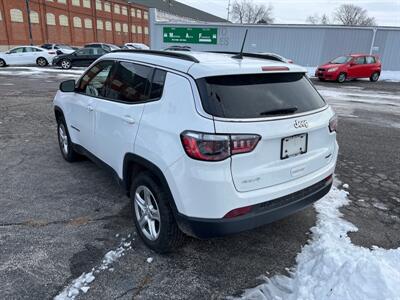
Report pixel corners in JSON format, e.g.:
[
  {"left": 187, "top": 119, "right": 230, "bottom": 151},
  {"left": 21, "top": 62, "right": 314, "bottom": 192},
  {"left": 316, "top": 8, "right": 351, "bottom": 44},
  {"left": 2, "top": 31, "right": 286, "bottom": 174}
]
[
  {"left": 224, "top": 206, "right": 252, "bottom": 218},
  {"left": 262, "top": 66, "right": 290, "bottom": 71},
  {"left": 329, "top": 115, "right": 338, "bottom": 132}
]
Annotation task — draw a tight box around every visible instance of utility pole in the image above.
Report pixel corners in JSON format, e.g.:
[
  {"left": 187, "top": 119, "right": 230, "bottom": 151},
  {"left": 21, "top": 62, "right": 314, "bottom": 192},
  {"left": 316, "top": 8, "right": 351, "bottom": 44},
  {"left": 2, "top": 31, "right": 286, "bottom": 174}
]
[
  {"left": 25, "top": 0, "right": 33, "bottom": 45},
  {"left": 227, "top": 0, "right": 231, "bottom": 21}
]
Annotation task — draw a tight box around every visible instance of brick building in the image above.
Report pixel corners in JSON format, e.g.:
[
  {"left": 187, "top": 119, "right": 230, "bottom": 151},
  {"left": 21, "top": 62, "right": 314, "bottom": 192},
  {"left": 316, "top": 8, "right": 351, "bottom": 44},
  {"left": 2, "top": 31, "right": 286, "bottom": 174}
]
[{"left": 0, "top": 0, "right": 150, "bottom": 50}]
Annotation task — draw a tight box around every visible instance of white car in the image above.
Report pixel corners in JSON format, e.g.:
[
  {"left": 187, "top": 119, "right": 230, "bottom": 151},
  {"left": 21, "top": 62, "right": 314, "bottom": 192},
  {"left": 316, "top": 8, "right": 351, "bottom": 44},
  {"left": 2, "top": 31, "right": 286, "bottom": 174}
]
[
  {"left": 0, "top": 46, "right": 57, "bottom": 67},
  {"left": 124, "top": 43, "right": 150, "bottom": 50},
  {"left": 53, "top": 50, "right": 338, "bottom": 253},
  {"left": 41, "top": 43, "right": 75, "bottom": 55}
]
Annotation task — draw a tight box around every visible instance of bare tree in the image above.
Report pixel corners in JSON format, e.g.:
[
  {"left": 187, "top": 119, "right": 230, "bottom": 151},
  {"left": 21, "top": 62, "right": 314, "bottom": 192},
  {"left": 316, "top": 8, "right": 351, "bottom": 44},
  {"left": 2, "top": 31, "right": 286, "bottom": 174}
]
[
  {"left": 231, "top": 0, "right": 274, "bottom": 24},
  {"left": 306, "top": 13, "right": 331, "bottom": 24},
  {"left": 334, "top": 4, "right": 376, "bottom": 26},
  {"left": 320, "top": 13, "right": 330, "bottom": 25}
]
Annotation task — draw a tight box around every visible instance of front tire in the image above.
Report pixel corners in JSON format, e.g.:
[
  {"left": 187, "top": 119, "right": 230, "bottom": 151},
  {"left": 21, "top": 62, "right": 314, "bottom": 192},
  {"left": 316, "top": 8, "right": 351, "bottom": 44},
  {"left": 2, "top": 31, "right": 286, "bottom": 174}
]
[
  {"left": 57, "top": 118, "right": 78, "bottom": 162},
  {"left": 36, "top": 57, "right": 48, "bottom": 67},
  {"left": 337, "top": 72, "right": 346, "bottom": 83},
  {"left": 131, "top": 172, "right": 184, "bottom": 253},
  {"left": 370, "top": 72, "right": 380, "bottom": 82},
  {"left": 60, "top": 59, "right": 72, "bottom": 69},
  {"left": 0, "top": 59, "right": 6, "bottom": 67}
]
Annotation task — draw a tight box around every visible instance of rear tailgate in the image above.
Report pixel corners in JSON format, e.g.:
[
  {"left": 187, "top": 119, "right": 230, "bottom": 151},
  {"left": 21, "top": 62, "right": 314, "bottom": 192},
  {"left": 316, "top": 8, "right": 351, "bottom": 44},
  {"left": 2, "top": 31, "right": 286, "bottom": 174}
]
[
  {"left": 196, "top": 71, "right": 336, "bottom": 192},
  {"left": 214, "top": 108, "right": 336, "bottom": 192}
]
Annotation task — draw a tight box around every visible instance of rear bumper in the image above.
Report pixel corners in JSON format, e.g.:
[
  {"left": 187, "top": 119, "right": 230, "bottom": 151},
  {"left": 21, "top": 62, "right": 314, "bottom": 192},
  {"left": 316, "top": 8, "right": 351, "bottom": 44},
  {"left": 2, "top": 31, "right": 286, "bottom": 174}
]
[
  {"left": 176, "top": 176, "right": 333, "bottom": 239},
  {"left": 315, "top": 71, "right": 339, "bottom": 80}
]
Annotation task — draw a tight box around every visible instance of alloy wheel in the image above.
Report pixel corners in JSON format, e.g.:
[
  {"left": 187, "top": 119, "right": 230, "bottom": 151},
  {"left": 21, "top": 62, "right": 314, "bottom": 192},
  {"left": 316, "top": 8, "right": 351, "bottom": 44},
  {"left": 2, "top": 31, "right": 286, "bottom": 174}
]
[
  {"left": 134, "top": 185, "right": 161, "bottom": 241},
  {"left": 37, "top": 58, "right": 47, "bottom": 67},
  {"left": 61, "top": 60, "right": 71, "bottom": 69},
  {"left": 58, "top": 123, "right": 69, "bottom": 156}
]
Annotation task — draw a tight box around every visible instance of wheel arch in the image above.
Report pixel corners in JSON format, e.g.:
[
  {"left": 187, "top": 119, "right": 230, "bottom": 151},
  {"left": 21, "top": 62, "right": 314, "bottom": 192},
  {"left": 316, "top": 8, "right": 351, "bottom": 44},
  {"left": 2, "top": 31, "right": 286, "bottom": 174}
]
[
  {"left": 54, "top": 106, "right": 64, "bottom": 121},
  {"left": 123, "top": 153, "right": 179, "bottom": 214}
]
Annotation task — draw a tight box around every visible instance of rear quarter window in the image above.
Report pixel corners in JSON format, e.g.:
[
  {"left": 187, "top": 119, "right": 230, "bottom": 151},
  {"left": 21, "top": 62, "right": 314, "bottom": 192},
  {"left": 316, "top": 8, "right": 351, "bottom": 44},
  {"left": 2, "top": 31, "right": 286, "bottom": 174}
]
[{"left": 196, "top": 73, "right": 326, "bottom": 119}]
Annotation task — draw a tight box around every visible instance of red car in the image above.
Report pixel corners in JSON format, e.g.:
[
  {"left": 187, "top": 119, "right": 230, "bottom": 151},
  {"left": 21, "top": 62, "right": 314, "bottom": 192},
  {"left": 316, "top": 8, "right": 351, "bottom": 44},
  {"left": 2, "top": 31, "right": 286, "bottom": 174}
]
[{"left": 315, "top": 54, "right": 381, "bottom": 83}]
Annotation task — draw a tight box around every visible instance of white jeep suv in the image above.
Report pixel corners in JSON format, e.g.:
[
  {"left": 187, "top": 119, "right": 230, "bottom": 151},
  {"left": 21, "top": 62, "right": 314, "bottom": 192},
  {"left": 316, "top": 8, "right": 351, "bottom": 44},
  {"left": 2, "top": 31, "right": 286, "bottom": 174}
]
[{"left": 54, "top": 50, "right": 338, "bottom": 253}]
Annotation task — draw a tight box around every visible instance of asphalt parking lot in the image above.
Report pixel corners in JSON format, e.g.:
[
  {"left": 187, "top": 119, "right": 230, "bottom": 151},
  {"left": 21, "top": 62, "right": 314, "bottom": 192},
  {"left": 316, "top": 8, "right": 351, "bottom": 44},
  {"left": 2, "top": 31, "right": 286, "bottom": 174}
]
[{"left": 0, "top": 68, "right": 399, "bottom": 299}]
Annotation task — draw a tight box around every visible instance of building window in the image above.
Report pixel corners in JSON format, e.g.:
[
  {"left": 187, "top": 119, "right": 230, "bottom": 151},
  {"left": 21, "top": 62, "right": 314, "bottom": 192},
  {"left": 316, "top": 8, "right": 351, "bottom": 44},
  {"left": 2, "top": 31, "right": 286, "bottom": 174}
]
[
  {"left": 46, "top": 13, "right": 56, "bottom": 25},
  {"left": 10, "top": 9, "right": 23, "bottom": 23},
  {"left": 104, "top": 2, "right": 110, "bottom": 12},
  {"left": 96, "top": 19, "right": 103, "bottom": 30},
  {"left": 115, "top": 22, "right": 121, "bottom": 32},
  {"left": 59, "top": 15, "right": 68, "bottom": 26},
  {"left": 83, "top": 0, "right": 90, "bottom": 8},
  {"left": 73, "top": 16, "right": 82, "bottom": 28},
  {"left": 130, "top": 8, "right": 135, "bottom": 17},
  {"left": 0, "top": 10, "right": 2, "bottom": 21},
  {"left": 96, "top": 0, "right": 102, "bottom": 10},
  {"left": 84, "top": 18, "right": 92, "bottom": 29},
  {"left": 72, "top": 0, "right": 80, "bottom": 7},
  {"left": 105, "top": 21, "right": 111, "bottom": 31},
  {"left": 144, "top": 11, "right": 148, "bottom": 20},
  {"left": 114, "top": 4, "right": 120, "bottom": 14},
  {"left": 136, "top": 9, "right": 141, "bottom": 18},
  {"left": 121, "top": 6, "right": 127, "bottom": 16},
  {"left": 144, "top": 26, "right": 148, "bottom": 35},
  {"left": 30, "top": 11, "right": 39, "bottom": 24},
  {"left": 137, "top": 25, "right": 142, "bottom": 34},
  {"left": 57, "top": 0, "right": 67, "bottom": 4},
  {"left": 122, "top": 23, "right": 128, "bottom": 33},
  {"left": 131, "top": 25, "right": 136, "bottom": 33}
]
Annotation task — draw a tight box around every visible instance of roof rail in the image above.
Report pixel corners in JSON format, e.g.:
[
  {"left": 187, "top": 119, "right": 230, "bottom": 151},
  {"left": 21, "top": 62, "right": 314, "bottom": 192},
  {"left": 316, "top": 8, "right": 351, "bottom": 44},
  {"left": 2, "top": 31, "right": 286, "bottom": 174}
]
[
  {"left": 207, "top": 51, "right": 284, "bottom": 62},
  {"left": 112, "top": 49, "right": 200, "bottom": 63}
]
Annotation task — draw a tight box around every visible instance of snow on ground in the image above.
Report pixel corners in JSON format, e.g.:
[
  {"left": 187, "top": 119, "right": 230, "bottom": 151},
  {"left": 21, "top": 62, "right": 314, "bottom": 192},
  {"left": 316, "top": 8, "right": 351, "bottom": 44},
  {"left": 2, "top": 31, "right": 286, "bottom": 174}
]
[
  {"left": 54, "top": 236, "right": 133, "bottom": 300},
  {"left": 238, "top": 184, "right": 400, "bottom": 300},
  {"left": 0, "top": 66, "right": 84, "bottom": 78},
  {"left": 305, "top": 67, "right": 400, "bottom": 82}
]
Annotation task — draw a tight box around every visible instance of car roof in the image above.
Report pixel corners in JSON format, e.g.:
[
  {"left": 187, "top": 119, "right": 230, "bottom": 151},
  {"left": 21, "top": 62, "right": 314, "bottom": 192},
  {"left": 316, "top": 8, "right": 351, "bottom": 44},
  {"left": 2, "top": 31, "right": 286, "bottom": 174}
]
[{"left": 104, "top": 51, "right": 306, "bottom": 79}]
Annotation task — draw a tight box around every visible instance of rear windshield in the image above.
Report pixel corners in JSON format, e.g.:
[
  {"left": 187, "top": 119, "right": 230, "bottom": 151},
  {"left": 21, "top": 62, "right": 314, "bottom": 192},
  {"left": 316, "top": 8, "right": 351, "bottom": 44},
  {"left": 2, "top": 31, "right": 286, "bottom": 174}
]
[{"left": 196, "top": 73, "right": 326, "bottom": 119}]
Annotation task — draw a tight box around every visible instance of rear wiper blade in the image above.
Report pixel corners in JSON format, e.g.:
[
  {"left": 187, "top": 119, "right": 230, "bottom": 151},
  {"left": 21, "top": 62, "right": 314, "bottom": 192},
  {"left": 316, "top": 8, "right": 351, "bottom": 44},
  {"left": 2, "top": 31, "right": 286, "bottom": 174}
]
[{"left": 260, "top": 107, "right": 298, "bottom": 116}]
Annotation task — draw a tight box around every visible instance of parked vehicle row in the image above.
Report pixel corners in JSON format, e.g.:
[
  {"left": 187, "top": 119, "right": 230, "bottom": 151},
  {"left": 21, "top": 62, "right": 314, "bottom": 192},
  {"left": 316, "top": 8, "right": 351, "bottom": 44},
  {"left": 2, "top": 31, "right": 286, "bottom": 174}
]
[{"left": 0, "top": 42, "right": 149, "bottom": 68}]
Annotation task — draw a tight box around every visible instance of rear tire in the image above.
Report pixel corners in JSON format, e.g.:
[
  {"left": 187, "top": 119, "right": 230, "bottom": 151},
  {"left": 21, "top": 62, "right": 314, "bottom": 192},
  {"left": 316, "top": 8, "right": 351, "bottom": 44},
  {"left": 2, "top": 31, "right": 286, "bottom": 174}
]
[
  {"left": 318, "top": 78, "right": 326, "bottom": 82},
  {"left": 60, "top": 59, "right": 72, "bottom": 69},
  {"left": 0, "top": 59, "right": 6, "bottom": 67},
  {"left": 370, "top": 72, "right": 380, "bottom": 82},
  {"left": 36, "top": 57, "right": 48, "bottom": 67},
  {"left": 57, "top": 117, "right": 79, "bottom": 162},
  {"left": 131, "top": 172, "right": 184, "bottom": 253},
  {"left": 337, "top": 72, "right": 346, "bottom": 83}
]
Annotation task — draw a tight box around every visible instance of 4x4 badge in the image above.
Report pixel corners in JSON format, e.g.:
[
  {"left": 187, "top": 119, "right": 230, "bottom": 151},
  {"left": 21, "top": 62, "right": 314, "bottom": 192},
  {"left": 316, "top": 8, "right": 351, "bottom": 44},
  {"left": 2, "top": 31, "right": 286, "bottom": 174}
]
[{"left": 294, "top": 120, "right": 309, "bottom": 129}]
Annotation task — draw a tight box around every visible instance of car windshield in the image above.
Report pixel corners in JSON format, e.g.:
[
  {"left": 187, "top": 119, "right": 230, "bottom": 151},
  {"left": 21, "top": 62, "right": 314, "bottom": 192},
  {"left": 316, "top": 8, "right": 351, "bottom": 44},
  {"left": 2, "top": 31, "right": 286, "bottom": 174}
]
[
  {"left": 196, "top": 73, "right": 326, "bottom": 119},
  {"left": 330, "top": 56, "right": 352, "bottom": 64}
]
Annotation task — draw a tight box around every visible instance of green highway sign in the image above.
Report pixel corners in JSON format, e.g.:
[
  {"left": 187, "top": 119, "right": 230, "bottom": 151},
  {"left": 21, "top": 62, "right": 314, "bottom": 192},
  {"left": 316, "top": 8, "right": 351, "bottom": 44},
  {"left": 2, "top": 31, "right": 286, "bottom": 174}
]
[{"left": 163, "top": 27, "right": 218, "bottom": 44}]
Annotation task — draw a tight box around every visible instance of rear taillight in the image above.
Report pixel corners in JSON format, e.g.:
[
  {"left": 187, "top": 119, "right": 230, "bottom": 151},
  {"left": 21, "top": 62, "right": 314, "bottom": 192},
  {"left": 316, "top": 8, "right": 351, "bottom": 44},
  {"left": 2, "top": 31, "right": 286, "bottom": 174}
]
[
  {"left": 329, "top": 115, "right": 338, "bottom": 133},
  {"left": 180, "top": 131, "right": 261, "bottom": 161}
]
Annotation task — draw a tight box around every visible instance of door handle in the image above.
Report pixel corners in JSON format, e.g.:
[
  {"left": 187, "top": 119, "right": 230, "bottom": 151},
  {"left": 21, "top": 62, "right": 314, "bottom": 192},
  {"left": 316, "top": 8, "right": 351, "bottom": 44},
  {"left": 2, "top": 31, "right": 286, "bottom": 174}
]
[
  {"left": 123, "top": 115, "right": 135, "bottom": 124},
  {"left": 87, "top": 105, "right": 94, "bottom": 112}
]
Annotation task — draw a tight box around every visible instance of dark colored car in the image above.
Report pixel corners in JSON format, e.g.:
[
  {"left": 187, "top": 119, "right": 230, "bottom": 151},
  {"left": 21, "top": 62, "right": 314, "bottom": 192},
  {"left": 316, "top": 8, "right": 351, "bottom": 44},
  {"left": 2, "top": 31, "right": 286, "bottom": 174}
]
[
  {"left": 52, "top": 48, "right": 107, "bottom": 69},
  {"left": 84, "top": 43, "right": 120, "bottom": 52},
  {"left": 315, "top": 54, "right": 382, "bottom": 83}
]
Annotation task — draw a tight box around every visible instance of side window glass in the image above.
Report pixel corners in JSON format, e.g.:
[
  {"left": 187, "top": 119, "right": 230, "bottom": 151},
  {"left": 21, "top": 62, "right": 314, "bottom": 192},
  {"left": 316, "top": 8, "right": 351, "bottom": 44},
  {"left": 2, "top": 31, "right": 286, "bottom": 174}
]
[
  {"left": 150, "top": 69, "right": 167, "bottom": 99},
  {"left": 355, "top": 57, "right": 365, "bottom": 64},
  {"left": 77, "top": 61, "right": 114, "bottom": 97},
  {"left": 366, "top": 56, "right": 375, "bottom": 64},
  {"left": 104, "top": 62, "right": 152, "bottom": 103},
  {"left": 10, "top": 48, "right": 23, "bottom": 54}
]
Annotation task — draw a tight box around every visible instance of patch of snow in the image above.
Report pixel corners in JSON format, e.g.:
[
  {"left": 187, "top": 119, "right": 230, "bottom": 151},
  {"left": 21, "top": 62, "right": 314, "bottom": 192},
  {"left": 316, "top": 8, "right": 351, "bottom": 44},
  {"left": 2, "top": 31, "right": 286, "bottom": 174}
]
[
  {"left": 147, "top": 257, "right": 154, "bottom": 264},
  {"left": 373, "top": 202, "right": 388, "bottom": 211},
  {"left": 342, "top": 183, "right": 349, "bottom": 189},
  {"left": 239, "top": 185, "right": 400, "bottom": 300},
  {"left": 54, "top": 235, "right": 133, "bottom": 300}
]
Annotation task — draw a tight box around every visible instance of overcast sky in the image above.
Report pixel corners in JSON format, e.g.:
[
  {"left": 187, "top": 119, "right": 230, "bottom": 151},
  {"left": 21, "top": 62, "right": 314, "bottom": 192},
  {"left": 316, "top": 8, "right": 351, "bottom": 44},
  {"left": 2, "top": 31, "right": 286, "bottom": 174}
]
[{"left": 178, "top": 0, "right": 400, "bottom": 26}]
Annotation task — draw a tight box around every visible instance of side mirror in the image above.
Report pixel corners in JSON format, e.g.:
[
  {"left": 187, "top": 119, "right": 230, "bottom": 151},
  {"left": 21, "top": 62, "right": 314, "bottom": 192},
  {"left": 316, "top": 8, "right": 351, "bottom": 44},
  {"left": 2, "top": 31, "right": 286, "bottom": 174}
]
[{"left": 59, "top": 80, "right": 76, "bottom": 92}]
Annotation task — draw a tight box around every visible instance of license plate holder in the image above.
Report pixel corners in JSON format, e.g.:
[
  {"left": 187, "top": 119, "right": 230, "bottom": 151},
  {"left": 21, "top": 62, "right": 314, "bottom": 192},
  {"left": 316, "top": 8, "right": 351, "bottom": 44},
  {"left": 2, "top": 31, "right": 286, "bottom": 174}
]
[{"left": 281, "top": 134, "right": 308, "bottom": 159}]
